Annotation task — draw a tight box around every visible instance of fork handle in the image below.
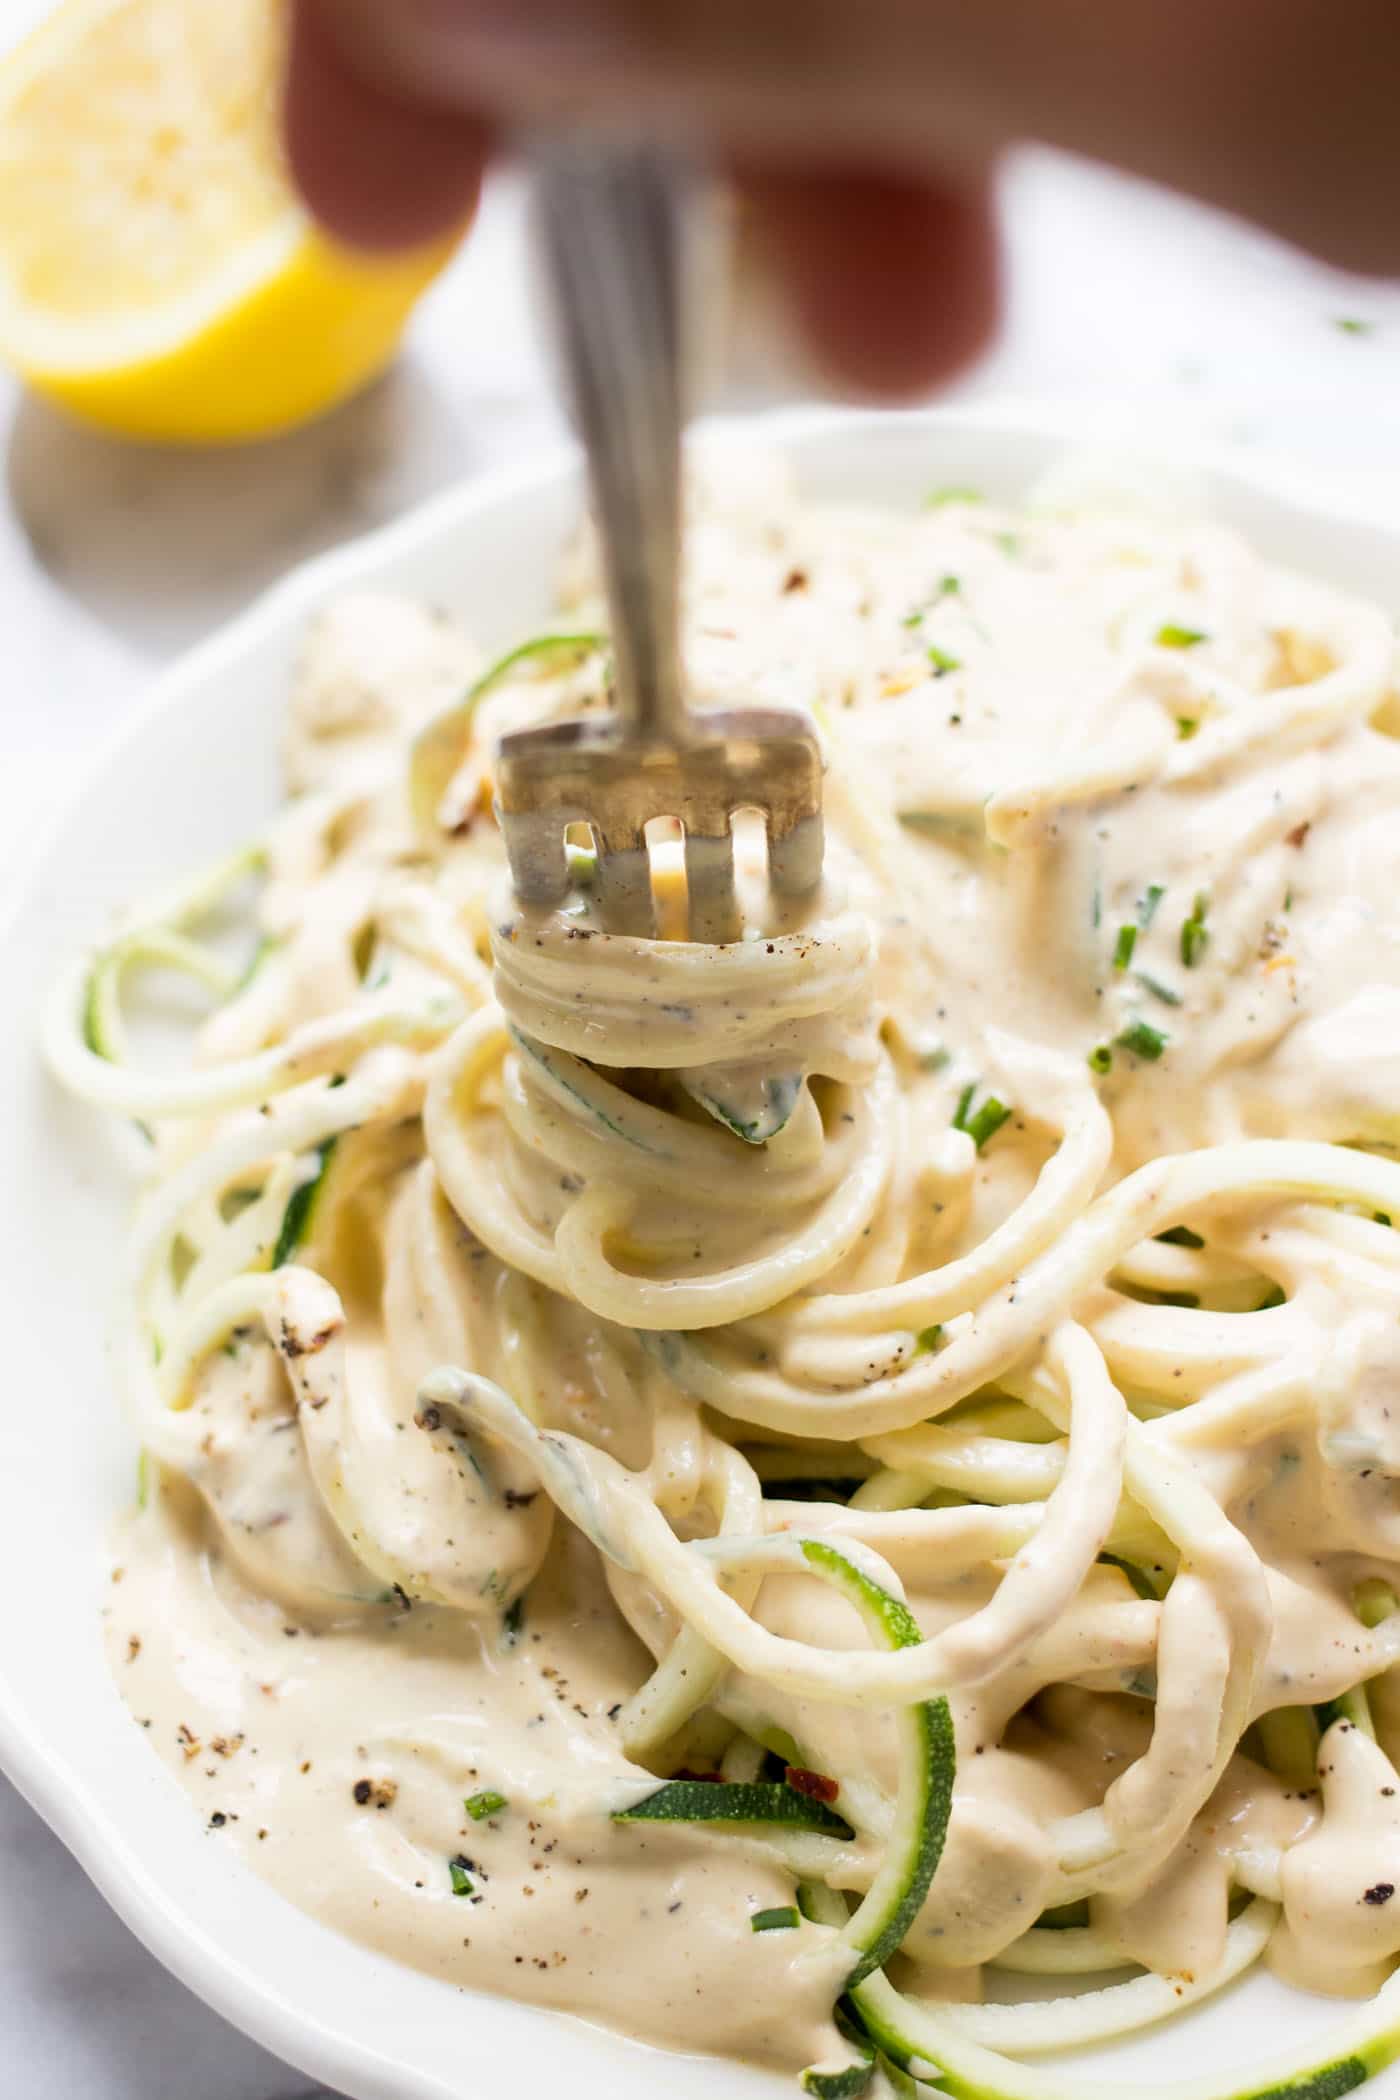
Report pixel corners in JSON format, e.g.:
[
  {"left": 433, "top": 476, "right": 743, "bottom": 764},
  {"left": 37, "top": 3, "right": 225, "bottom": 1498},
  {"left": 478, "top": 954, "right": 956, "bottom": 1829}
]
[{"left": 530, "top": 134, "right": 692, "bottom": 745}]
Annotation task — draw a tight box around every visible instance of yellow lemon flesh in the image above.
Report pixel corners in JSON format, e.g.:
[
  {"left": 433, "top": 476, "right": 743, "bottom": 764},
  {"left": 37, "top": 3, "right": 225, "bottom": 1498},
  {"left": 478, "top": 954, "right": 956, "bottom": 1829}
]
[{"left": 0, "top": 0, "right": 462, "bottom": 443}]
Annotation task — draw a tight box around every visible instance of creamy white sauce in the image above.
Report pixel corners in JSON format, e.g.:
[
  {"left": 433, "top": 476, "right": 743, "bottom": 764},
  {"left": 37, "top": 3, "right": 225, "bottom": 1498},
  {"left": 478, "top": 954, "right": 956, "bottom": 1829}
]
[{"left": 59, "top": 449, "right": 1400, "bottom": 2081}]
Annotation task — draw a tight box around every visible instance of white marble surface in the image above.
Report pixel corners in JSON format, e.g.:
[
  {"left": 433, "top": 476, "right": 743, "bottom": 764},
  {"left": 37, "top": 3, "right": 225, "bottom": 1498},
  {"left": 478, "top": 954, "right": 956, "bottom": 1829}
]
[{"left": 7, "top": 24, "right": 1400, "bottom": 2089}]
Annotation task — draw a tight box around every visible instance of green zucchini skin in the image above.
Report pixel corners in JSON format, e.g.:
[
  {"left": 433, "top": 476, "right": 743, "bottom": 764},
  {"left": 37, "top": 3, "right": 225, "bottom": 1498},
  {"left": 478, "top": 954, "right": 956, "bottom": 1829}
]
[
  {"left": 801, "top": 2006, "right": 878, "bottom": 2100},
  {"left": 614, "top": 1778, "right": 854, "bottom": 1841},
  {"left": 840, "top": 1967, "right": 1400, "bottom": 2100},
  {"left": 799, "top": 1539, "right": 955, "bottom": 1987},
  {"left": 271, "top": 1139, "right": 337, "bottom": 1268},
  {"left": 800, "top": 2047, "right": 876, "bottom": 2099},
  {"left": 684, "top": 1070, "right": 803, "bottom": 1145}
]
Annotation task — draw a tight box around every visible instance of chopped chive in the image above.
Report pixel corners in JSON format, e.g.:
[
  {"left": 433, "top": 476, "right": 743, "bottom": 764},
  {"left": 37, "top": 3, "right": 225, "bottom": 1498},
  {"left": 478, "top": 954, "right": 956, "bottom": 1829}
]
[
  {"left": 926, "top": 643, "right": 962, "bottom": 677},
  {"left": 902, "top": 575, "right": 962, "bottom": 629},
  {"left": 1176, "top": 716, "right": 1200, "bottom": 740},
  {"left": 1335, "top": 316, "right": 1373, "bottom": 336},
  {"left": 915, "top": 1324, "right": 945, "bottom": 1355},
  {"left": 1156, "top": 623, "right": 1208, "bottom": 649},
  {"left": 449, "top": 1857, "right": 475, "bottom": 1897},
  {"left": 1087, "top": 1044, "right": 1113, "bottom": 1075},
  {"left": 1180, "top": 893, "right": 1209, "bottom": 968},
  {"left": 1283, "top": 886, "right": 1294, "bottom": 912},
  {"left": 1133, "top": 969, "right": 1183, "bottom": 1007},
  {"left": 1091, "top": 884, "right": 1102, "bottom": 930},
  {"left": 1157, "top": 1226, "right": 1204, "bottom": 1249},
  {"left": 952, "top": 1081, "right": 977, "bottom": 1132},
  {"left": 964, "top": 1096, "right": 1012, "bottom": 1150},
  {"left": 926, "top": 484, "right": 982, "bottom": 508},
  {"left": 918, "top": 1043, "right": 951, "bottom": 1072},
  {"left": 993, "top": 530, "right": 1021, "bottom": 558},
  {"left": 465, "top": 1790, "right": 508, "bottom": 1821},
  {"left": 1113, "top": 924, "right": 1137, "bottom": 971},
  {"left": 1137, "top": 882, "right": 1166, "bottom": 928},
  {"left": 1115, "top": 1019, "right": 1168, "bottom": 1062},
  {"left": 751, "top": 1905, "right": 801, "bottom": 1933}
]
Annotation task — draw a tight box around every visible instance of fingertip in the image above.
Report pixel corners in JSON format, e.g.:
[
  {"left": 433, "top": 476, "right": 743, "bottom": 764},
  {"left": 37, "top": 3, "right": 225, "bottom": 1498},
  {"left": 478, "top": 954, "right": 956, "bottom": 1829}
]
[
  {"left": 283, "top": 0, "right": 490, "bottom": 253},
  {"left": 745, "top": 168, "right": 1000, "bottom": 399}
]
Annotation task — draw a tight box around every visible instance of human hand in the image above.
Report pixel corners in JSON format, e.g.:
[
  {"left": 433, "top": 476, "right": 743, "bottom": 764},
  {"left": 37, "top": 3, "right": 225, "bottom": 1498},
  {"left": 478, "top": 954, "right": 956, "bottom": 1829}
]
[{"left": 283, "top": 0, "right": 1400, "bottom": 397}]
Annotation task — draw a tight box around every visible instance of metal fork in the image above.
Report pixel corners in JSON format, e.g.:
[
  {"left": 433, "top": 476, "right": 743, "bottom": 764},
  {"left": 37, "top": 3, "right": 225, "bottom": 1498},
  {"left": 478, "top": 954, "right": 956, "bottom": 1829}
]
[{"left": 493, "top": 137, "right": 824, "bottom": 943}]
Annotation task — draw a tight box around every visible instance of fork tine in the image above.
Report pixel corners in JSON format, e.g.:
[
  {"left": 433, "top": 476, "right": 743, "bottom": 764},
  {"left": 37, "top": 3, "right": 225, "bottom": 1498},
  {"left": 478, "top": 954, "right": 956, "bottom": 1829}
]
[
  {"left": 502, "top": 811, "right": 572, "bottom": 910},
  {"left": 684, "top": 823, "right": 742, "bottom": 944},
  {"left": 767, "top": 811, "right": 825, "bottom": 898},
  {"left": 593, "top": 822, "right": 655, "bottom": 938}
]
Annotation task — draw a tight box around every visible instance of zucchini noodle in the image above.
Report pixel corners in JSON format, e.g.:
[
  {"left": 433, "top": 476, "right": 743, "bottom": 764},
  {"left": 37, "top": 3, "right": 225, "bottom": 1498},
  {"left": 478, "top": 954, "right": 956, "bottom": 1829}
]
[{"left": 57, "top": 460, "right": 1400, "bottom": 2093}]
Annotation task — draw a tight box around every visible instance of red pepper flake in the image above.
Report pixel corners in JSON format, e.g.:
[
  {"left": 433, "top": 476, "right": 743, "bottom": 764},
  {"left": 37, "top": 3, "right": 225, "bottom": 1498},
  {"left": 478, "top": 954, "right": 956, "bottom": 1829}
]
[{"left": 785, "top": 1765, "right": 840, "bottom": 1805}]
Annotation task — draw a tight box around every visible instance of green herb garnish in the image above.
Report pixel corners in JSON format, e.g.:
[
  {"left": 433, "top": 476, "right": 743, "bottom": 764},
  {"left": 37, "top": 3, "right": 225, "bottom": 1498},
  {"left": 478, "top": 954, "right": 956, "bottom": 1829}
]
[
  {"left": 1180, "top": 892, "right": 1209, "bottom": 968},
  {"left": 1137, "top": 882, "right": 1166, "bottom": 927},
  {"left": 925, "top": 484, "right": 982, "bottom": 508},
  {"left": 1113, "top": 924, "right": 1137, "bottom": 971},
  {"left": 1134, "top": 970, "right": 1183, "bottom": 1007},
  {"left": 1087, "top": 1044, "right": 1113, "bottom": 1075},
  {"left": 1335, "top": 316, "right": 1373, "bottom": 336},
  {"left": 1116, "top": 1019, "right": 1167, "bottom": 1062},
  {"left": 449, "top": 1857, "right": 475, "bottom": 1897},
  {"left": 902, "top": 575, "right": 961, "bottom": 629},
  {"left": 926, "top": 643, "right": 962, "bottom": 677},
  {"left": 915, "top": 1324, "right": 945, "bottom": 1355},
  {"left": 465, "top": 1790, "right": 507, "bottom": 1821},
  {"left": 953, "top": 1084, "right": 1012, "bottom": 1149},
  {"left": 1176, "top": 715, "right": 1200, "bottom": 740},
  {"left": 751, "top": 1906, "right": 801, "bottom": 1933},
  {"left": 964, "top": 1096, "right": 1012, "bottom": 1149},
  {"left": 1156, "top": 623, "right": 1208, "bottom": 649}
]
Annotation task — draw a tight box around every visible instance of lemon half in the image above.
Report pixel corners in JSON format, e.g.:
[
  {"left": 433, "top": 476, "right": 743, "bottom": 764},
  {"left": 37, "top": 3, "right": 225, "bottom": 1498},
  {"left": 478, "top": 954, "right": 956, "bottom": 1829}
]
[{"left": 0, "top": 0, "right": 463, "bottom": 443}]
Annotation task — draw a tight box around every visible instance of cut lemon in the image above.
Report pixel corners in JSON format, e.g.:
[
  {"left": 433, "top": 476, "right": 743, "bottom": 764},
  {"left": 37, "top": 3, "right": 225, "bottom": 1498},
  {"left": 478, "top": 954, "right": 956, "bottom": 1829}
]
[{"left": 0, "top": 0, "right": 463, "bottom": 443}]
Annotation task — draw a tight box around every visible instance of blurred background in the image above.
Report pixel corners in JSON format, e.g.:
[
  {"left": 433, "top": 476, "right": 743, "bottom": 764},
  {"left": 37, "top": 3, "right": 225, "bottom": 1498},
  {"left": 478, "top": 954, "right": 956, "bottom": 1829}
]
[{"left": 3, "top": 0, "right": 1400, "bottom": 2092}]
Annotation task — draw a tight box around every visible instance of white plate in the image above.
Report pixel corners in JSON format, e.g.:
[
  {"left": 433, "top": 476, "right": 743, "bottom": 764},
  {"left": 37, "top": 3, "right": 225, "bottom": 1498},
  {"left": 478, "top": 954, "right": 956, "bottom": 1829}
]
[{"left": 4, "top": 404, "right": 1399, "bottom": 2100}]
